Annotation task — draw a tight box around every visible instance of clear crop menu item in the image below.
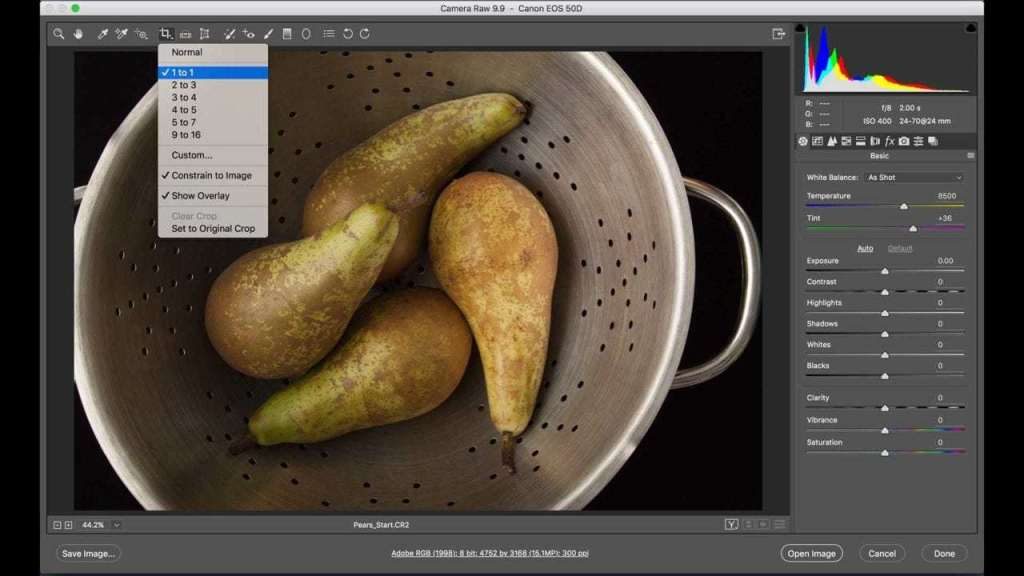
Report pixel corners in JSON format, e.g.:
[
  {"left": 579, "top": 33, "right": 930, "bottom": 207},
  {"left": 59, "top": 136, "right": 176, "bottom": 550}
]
[{"left": 157, "top": 44, "right": 268, "bottom": 238}]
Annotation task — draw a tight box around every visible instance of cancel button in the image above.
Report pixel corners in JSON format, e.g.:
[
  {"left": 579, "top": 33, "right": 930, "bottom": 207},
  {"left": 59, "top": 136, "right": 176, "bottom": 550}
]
[
  {"left": 860, "top": 544, "right": 905, "bottom": 563},
  {"left": 780, "top": 544, "right": 843, "bottom": 563}
]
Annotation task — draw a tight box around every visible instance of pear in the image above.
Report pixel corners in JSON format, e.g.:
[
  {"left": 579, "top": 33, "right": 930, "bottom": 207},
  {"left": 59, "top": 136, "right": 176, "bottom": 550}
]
[
  {"left": 205, "top": 203, "right": 398, "bottom": 380},
  {"left": 302, "top": 93, "right": 527, "bottom": 282},
  {"left": 428, "top": 172, "right": 558, "bottom": 473},
  {"left": 230, "top": 287, "right": 472, "bottom": 452}
]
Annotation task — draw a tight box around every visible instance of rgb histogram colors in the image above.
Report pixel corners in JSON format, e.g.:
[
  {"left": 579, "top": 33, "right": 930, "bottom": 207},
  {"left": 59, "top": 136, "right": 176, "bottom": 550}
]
[{"left": 803, "top": 27, "right": 967, "bottom": 93}]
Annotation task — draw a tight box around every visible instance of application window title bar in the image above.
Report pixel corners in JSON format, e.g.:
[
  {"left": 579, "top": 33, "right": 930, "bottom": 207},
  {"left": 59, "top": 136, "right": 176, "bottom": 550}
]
[{"left": 41, "top": 1, "right": 984, "bottom": 17}]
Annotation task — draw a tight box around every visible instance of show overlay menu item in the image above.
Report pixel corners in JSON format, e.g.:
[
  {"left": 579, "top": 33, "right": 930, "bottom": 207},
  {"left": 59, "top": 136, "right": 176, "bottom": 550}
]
[{"left": 157, "top": 44, "right": 268, "bottom": 238}]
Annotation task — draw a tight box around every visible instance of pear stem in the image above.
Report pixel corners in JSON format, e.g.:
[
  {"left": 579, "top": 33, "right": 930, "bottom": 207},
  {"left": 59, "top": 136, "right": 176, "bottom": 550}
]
[
  {"left": 501, "top": 432, "right": 517, "bottom": 474},
  {"left": 228, "top": 433, "right": 258, "bottom": 456}
]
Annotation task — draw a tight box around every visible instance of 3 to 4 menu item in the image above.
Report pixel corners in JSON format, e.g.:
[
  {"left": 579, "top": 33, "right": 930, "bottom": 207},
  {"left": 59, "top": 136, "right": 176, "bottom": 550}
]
[{"left": 157, "top": 44, "right": 268, "bottom": 238}]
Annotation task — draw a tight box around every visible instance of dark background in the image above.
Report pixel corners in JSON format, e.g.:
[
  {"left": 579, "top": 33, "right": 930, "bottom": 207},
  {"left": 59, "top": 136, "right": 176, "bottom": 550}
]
[{"left": 74, "top": 51, "right": 764, "bottom": 511}]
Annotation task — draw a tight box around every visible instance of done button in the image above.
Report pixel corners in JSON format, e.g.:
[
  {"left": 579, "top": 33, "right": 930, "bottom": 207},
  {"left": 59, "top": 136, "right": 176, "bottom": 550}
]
[
  {"left": 780, "top": 544, "right": 843, "bottom": 563},
  {"left": 922, "top": 544, "right": 967, "bottom": 563}
]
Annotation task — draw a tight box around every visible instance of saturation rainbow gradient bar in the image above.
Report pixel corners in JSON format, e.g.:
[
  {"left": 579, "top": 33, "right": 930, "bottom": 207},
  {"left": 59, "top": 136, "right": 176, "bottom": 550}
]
[{"left": 803, "top": 27, "right": 967, "bottom": 93}]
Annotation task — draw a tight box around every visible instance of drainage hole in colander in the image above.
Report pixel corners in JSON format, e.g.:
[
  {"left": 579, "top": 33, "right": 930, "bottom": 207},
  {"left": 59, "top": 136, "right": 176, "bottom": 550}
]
[
  {"left": 533, "top": 465, "right": 541, "bottom": 472},
  {"left": 515, "top": 437, "right": 523, "bottom": 445},
  {"left": 412, "top": 104, "right": 421, "bottom": 110},
  {"left": 385, "top": 57, "right": 393, "bottom": 63},
  {"left": 364, "top": 104, "right": 373, "bottom": 111},
  {"left": 243, "top": 416, "right": 250, "bottom": 425},
  {"left": 608, "top": 239, "right": 614, "bottom": 248},
  {"left": 315, "top": 141, "right": 323, "bottom": 149},
  {"left": 140, "top": 347, "right": 148, "bottom": 356},
  {"left": 570, "top": 182, "right": 578, "bottom": 191},
  {"left": 477, "top": 404, "right": 485, "bottom": 412},
  {"left": 366, "top": 64, "right": 375, "bottom": 71},
  {"left": 150, "top": 241, "right": 158, "bottom": 250},
  {"left": 369, "top": 498, "right": 378, "bottom": 504},
  {"left": 560, "top": 394, "right": 567, "bottom": 402},
  {"left": 489, "top": 438, "right": 497, "bottom": 445},
  {"left": 535, "top": 162, "right": 543, "bottom": 170},
  {"left": 517, "top": 153, "right": 525, "bottom": 161},
  {"left": 543, "top": 380, "right": 550, "bottom": 389},
  {"left": 541, "top": 422, "right": 548, "bottom": 429},
  {"left": 610, "top": 288, "right": 616, "bottom": 296},
  {"left": 652, "top": 241, "right": 657, "bottom": 251},
  {"left": 489, "top": 473, "right": 498, "bottom": 480},
  {"left": 447, "top": 501, "right": 455, "bottom": 507},
  {"left": 600, "top": 343, "right": 606, "bottom": 352},
  {"left": 425, "top": 70, "right": 433, "bottom": 77},
  {"left": 513, "top": 169, "right": 520, "bottom": 177},
  {"left": 413, "top": 482, "right": 421, "bottom": 489},
  {"left": 553, "top": 171, "right": 560, "bottom": 180},
  {"left": 577, "top": 380, "right": 584, "bottom": 389},
  {"left": 179, "top": 347, "right": 188, "bottom": 356},
  {"left": 245, "top": 390, "right": 254, "bottom": 398},
  {"left": 290, "top": 176, "right": 299, "bottom": 184},
  {"left": 224, "top": 433, "right": 233, "bottom": 441},
  {"left": 277, "top": 129, "right": 285, "bottom": 136},
  {"left": 597, "top": 299, "right": 602, "bottom": 307},
  {"left": 393, "top": 72, "right": 402, "bottom": 78},
  {"left": 118, "top": 249, "right": 126, "bottom": 260},
  {"left": 520, "top": 136, "right": 528, "bottom": 144},
  {"left": 142, "top": 291, "right": 149, "bottom": 301},
  {"left": 269, "top": 147, "right": 274, "bottom": 154},
  {"left": 144, "top": 326, "right": 152, "bottom": 335},
  {"left": 114, "top": 307, "right": 121, "bottom": 317},
  {"left": 629, "top": 320, "right": 634, "bottom": 330},
  {"left": 149, "top": 218, "right": 156, "bottom": 227},
  {"left": 609, "top": 322, "right": 615, "bottom": 331},
  {"left": 629, "top": 342, "right": 635, "bottom": 352},
  {"left": 627, "top": 232, "right": 633, "bottom": 242},
  {"left": 596, "top": 266, "right": 602, "bottom": 274},
  {"left": 580, "top": 309, "right": 587, "bottom": 318},
  {"left": 223, "top": 404, "right": 231, "bottom": 413},
  {"left": 156, "top": 285, "right": 164, "bottom": 294},
  {"left": 626, "top": 299, "right": 632, "bottom": 308},
  {"left": 572, "top": 425, "right": 580, "bottom": 432},
  {"left": 467, "top": 446, "right": 476, "bottom": 453},
  {"left": 320, "top": 450, "right": 328, "bottom": 458},
  {"left": 205, "top": 434, "right": 214, "bottom": 442},
  {"left": 278, "top": 216, "right": 286, "bottom": 224},
  {"left": 298, "top": 444, "right": 307, "bottom": 451},
  {"left": 346, "top": 73, "right": 355, "bottom": 79},
  {"left": 598, "top": 218, "right": 604, "bottom": 227},
  {"left": 291, "top": 478, "right": 299, "bottom": 485},
  {"left": 279, "top": 461, "right": 289, "bottom": 469},
  {"left": 622, "top": 278, "right": 628, "bottom": 287},
  {"left": 169, "top": 326, "right": 177, "bottom": 335},
  {"left": 404, "top": 52, "right": 412, "bottom": 58},
  {"left": 321, "top": 500, "right": 330, "bottom": 507},
  {"left": 403, "top": 86, "right": 411, "bottom": 93},
  {"left": 653, "top": 300, "right": 658, "bottom": 310},
  {"left": 242, "top": 473, "right": 251, "bottom": 480},
  {"left": 130, "top": 263, "right": 138, "bottom": 272},
  {"left": 401, "top": 498, "right": 411, "bottom": 504},
  {"left": 643, "top": 292, "right": 649, "bottom": 301},
  {"left": 205, "top": 391, "right": 214, "bottom": 399},
  {"left": 615, "top": 259, "right": 621, "bottom": 268},
  {"left": 188, "top": 272, "right": 196, "bottom": 281},
  {"left": 343, "top": 51, "right": 351, "bottom": 56},
  {"left": 643, "top": 254, "right": 649, "bottom": 263},
  {"left": 363, "top": 482, "right": 371, "bottom": 488},
  {"left": 446, "top": 80, "right": 455, "bottom": 87},
  {"left": 500, "top": 146, "right": 507, "bottom": 154}
]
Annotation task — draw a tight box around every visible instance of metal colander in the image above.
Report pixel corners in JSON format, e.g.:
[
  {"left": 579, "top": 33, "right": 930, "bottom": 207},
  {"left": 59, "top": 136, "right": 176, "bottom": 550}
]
[{"left": 74, "top": 51, "right": 760, "bottom": 511}]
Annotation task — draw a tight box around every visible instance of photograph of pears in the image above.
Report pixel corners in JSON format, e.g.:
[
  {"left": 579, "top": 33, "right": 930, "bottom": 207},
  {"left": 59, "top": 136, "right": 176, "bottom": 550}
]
[
  {"left": 207, "top": 93, "right": 557, "bottom": 478},
  {"left": 75, "top": 50, "right": 764, "bottom": 512}
]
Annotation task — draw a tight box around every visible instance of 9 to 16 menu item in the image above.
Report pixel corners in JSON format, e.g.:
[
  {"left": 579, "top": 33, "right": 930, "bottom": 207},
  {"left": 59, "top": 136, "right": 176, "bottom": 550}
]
[{"left": 157, "top": 44, "right": 268, "bottom": 238}]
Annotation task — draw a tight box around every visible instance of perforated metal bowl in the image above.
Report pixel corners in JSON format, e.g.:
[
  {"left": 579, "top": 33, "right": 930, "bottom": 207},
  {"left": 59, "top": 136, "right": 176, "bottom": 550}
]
[{"left": 74, "top": 51, "right": 760, "bottom": 511}]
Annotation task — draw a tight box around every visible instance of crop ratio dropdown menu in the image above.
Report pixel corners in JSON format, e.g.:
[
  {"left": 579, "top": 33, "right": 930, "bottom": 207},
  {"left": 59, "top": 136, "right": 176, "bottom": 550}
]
[{"left": 157, "top": 44, "right": 268, "bottom": 238}]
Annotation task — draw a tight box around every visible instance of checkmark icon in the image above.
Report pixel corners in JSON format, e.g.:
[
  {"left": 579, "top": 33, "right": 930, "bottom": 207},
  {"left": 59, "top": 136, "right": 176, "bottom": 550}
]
[
  {"left": 161, "top": 171, "right": 170, "bottom": 179},
  {"left": 161, "top": 191, "right": 171, "bottom": 199},
  {"left": 161, "top": 69, "right": 169, "bottom": 77}
]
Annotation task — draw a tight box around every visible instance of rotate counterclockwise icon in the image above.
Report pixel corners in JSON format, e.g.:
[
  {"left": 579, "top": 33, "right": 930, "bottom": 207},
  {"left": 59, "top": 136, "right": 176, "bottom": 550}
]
[{"left": 301, "top": 27, "right": 312, "bottom": 40}]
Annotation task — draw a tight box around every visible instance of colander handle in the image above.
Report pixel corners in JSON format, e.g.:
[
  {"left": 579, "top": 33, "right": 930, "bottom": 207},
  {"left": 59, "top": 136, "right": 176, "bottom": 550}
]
[
  {"left": 74, "top": 186, "right": 87, "bottom": 205},
  {"left": 672, "top": 177, "right": 762, "bottom": 390}
]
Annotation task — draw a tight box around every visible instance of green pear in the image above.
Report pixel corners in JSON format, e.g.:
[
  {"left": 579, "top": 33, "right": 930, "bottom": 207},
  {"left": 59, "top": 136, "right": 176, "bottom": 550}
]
[
  {"left": 230, "top": 287, "right": 472, "bottom": 452},
  {"left": 302, "top": 93, "right": 527, "bottom": 281},
  {"left": 205, "top": 203, "right": 398, "bottom": 380},
  {"left": 429, "top": 172, "right": 558, "bottom": 473}
]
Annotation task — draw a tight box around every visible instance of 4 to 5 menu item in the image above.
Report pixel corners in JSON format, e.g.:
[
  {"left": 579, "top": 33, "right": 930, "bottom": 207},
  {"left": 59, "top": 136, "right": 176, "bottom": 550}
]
[{"left": 157, "top": 44, "right": 268, "bottom": 238}]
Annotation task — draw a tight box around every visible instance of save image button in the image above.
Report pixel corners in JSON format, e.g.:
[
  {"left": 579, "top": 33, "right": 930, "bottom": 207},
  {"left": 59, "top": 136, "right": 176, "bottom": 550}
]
[{"left": 780, "top": 544, "right": 843, "bottom": 563}]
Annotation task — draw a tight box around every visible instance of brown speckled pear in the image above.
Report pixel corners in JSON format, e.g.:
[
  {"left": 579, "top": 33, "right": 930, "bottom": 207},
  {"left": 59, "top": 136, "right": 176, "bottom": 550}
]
[
  {"left": 205, "top": 203, "right": 399, "bottom": 380},
  {"left": 301, "top": 93, "right": 527, "bottom": 282},
  {"left": 428, "top": 172, "right": 558, "bottom": 473},
  {"left": 230, "top": 287, "right": 472, "bottom": 452}
]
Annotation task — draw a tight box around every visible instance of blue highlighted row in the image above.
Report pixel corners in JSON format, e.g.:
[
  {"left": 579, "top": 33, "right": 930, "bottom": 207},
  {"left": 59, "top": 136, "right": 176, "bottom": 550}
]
[{"left": 157, "top": 66, "right": 268, "bottom": 80}]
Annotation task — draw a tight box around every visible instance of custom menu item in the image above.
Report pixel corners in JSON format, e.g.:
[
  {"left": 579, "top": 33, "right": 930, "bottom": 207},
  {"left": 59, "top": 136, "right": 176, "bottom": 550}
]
[{"left": 157, "top": 44, "right": 268, "bottom": 238}]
